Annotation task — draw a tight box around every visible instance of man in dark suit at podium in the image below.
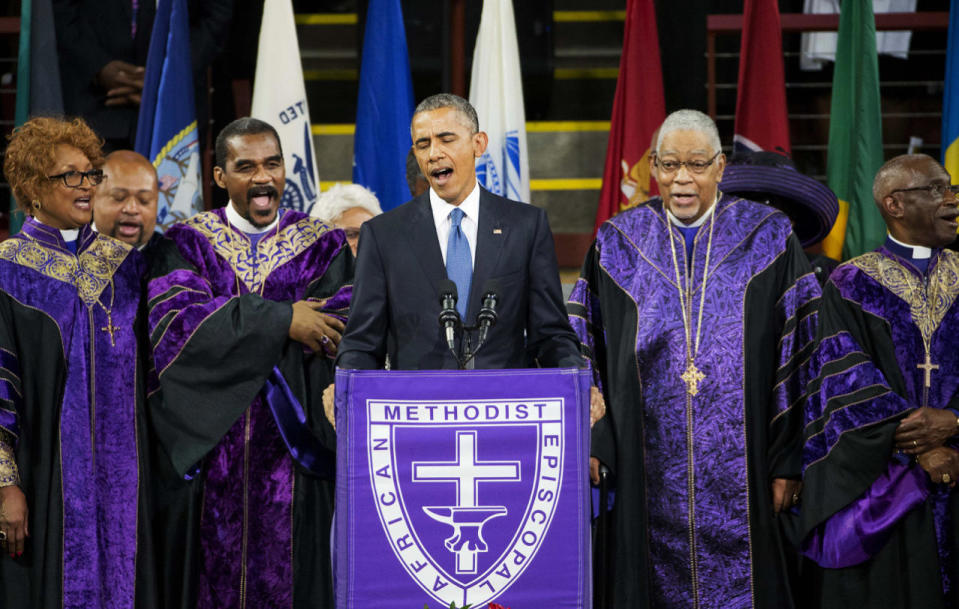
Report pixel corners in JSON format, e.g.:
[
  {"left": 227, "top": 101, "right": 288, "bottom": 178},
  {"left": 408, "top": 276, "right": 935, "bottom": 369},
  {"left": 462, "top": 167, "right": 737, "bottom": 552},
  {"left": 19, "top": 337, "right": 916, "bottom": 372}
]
[{"left": 337, "top": 93, "right": 581, "bottom": 371}]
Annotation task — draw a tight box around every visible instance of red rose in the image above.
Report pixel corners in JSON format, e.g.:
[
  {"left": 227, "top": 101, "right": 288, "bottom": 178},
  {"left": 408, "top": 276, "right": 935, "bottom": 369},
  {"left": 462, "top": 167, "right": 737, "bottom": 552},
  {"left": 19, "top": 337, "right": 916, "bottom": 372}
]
[{"left": 488, "top": 604, "right": 511, "bottom": 609}]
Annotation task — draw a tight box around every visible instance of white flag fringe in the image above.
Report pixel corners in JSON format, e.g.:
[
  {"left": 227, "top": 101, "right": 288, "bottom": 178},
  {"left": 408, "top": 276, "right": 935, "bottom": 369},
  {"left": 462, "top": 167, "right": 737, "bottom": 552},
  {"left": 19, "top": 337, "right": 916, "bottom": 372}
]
[
  {"left": 251, "top": 0, "right": 319, "bottom": 213},
  {"left": 469, "top": 0, "right": 530, "bottom": 204}
]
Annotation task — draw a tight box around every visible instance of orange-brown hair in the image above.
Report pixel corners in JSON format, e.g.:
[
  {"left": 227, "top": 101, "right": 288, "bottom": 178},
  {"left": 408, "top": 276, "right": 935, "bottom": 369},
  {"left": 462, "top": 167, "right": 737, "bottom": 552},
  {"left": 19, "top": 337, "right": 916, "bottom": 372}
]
[{"left": 3, "top": 116, "right": 104, "bottom": 212}]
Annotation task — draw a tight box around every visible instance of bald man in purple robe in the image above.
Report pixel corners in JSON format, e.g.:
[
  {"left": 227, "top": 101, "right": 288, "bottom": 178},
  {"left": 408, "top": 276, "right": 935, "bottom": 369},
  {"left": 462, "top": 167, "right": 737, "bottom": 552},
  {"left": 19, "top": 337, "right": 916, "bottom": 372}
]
[{"left": 799, "top": 153, "right": 959, "bottom": 608}]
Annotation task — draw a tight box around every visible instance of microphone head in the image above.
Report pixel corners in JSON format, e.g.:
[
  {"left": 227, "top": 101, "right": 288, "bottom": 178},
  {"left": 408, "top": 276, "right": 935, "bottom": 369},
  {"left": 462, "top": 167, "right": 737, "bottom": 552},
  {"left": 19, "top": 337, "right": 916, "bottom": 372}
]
[
  {"left": 438, "top": 279, "right": 458, "bottom": 304},
  {"left": 481, "top": 278, "right": 501, "bottom": 300}
]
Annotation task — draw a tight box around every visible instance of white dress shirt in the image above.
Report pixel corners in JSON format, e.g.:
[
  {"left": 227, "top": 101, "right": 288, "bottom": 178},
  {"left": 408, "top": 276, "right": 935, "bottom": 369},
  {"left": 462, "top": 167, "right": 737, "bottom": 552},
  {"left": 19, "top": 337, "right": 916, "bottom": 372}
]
[{"left": 430, "top": 181, "right": 480, "bottom": 267}]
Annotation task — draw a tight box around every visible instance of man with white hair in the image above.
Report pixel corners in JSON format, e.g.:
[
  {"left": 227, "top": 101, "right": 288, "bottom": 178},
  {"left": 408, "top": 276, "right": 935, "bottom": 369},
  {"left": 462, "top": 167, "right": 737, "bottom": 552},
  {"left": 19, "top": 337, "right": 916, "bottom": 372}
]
[
  {"left": 309, "top": 183, "right": 383, "bottom": 255},
  {"left": 568, "top": 109, "right": 820, "bottom": 608}
]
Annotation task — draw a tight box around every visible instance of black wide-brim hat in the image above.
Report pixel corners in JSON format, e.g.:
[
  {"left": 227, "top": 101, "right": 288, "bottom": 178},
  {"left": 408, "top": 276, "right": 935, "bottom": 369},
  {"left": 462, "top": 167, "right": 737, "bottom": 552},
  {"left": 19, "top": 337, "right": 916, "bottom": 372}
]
[{"left": 719, "top": 150, "right": 839, "bottom": 247}]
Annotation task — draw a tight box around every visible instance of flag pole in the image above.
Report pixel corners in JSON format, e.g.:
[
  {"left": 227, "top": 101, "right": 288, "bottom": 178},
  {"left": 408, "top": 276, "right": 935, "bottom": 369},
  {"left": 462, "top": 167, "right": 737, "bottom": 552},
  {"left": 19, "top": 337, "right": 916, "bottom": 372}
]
[{"left": 450, "top": 0, "right": 466, "bottom": 96}]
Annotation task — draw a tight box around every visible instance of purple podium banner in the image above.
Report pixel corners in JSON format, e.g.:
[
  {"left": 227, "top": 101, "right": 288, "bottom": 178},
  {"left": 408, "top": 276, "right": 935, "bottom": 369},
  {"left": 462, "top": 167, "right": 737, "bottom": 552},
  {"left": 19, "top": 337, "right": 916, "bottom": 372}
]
[{"left": 335, "top": 367, "right": 592, "bottom": 609}]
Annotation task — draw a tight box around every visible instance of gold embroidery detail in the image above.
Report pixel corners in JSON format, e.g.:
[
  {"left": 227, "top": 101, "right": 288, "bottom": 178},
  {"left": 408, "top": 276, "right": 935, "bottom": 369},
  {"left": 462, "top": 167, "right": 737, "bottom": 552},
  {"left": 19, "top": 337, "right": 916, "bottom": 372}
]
[
  {"left": 0, "top": 235, "right": 131, "bottom": 306},
  {"left": 850, "top": 251, "right": 959, "bottom": 345},
  {"left": 183, "top": 212, "right": 332, "bottom": 293},
  {"left": 0, "top": 440, "right": 18, "bottom": 487}
]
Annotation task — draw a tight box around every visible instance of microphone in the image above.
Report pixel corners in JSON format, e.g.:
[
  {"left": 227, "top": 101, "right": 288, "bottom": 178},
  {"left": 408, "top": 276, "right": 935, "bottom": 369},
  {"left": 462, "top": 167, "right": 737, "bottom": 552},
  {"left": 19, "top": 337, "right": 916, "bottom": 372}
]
[
  {"left": 476, "top": 280, "right": 500, "bottom": 346},
  {"left": 437, "top": 279, "right": 460, "bottom": 354}
]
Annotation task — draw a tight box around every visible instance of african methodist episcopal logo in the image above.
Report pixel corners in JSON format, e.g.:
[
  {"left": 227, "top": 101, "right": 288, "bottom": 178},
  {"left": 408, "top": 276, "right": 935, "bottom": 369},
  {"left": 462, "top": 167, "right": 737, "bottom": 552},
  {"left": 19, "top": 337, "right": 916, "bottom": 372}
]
[{"left": 367, "top": 398, "right": 564, "bottom": 608}]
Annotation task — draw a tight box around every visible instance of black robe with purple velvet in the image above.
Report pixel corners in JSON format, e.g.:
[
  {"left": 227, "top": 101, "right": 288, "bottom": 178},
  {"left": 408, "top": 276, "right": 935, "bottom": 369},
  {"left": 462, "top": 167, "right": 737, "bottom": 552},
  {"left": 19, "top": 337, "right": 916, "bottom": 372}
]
[
  {"left": 568, "top": 195, "right": 820, "bottom": 609},
  {"left": 800, "top": 247, "right": 959, "bottom": 609},
  {"left": 145, "top": 207, "right": 352, "bottom": 609},
  {"left": 0, "top": 218, "right": 155, "bottom": 609}
]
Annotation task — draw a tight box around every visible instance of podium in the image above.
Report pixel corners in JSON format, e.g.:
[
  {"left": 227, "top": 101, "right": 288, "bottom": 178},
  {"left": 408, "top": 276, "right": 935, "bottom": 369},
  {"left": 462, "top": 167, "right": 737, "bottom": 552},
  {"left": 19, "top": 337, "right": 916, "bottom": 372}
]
[{"left": 335, "top": 367, "right": 592, "bottom": 609}]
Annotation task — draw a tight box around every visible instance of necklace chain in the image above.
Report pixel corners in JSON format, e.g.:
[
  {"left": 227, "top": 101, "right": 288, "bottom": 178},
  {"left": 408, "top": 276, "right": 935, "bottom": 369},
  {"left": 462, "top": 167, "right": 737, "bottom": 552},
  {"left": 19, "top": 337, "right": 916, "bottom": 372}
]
[
  {"left": 917, "top": 261, "right": 942, "bottom": 404},
  {"left": 667, "top": 200, "right": 717, "bottom": 396}
]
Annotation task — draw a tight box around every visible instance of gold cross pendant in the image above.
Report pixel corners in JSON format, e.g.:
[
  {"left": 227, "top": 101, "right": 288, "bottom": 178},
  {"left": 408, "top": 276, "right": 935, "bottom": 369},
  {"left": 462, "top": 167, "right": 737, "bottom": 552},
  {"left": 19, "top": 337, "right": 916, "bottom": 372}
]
[
  {"left": 917, "top": 352, "right": 939, "bottom": 389},
  {"left": 681, "top": 361, "right": 705, "bottom": 396},
  {"left": 101, "top": 314, "right": 118, "bottom": 348}
]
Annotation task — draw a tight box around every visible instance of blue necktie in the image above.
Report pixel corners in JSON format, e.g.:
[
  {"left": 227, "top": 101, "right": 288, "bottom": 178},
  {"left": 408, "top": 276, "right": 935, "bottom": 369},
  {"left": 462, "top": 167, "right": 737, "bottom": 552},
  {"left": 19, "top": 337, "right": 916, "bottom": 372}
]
[{"left": 446, "top": 207, "right": 472, "bottom": 319}]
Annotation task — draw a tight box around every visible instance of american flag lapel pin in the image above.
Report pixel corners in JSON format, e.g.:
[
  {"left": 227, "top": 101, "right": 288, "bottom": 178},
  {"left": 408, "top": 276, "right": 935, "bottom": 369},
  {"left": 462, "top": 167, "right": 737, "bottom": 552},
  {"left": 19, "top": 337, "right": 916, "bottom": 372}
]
[{"left": 493, "top": 228, "right": 503, "bottom": 234}]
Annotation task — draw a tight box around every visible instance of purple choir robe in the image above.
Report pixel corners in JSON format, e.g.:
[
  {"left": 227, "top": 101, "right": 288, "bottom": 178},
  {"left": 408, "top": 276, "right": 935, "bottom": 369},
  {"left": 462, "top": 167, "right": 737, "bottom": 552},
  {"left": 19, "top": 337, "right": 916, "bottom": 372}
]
[
  {"left": 145, "top": 207, "right": 351, "bottom": 609},
  {"left": 568, "top": 195, "right": 820, "bottom": 609},
  {"left": 0, "top": 218, "right": 154, "bottom": 609},
  {"left": 800, "top": 247, "right": 959, "bottom": 609}
]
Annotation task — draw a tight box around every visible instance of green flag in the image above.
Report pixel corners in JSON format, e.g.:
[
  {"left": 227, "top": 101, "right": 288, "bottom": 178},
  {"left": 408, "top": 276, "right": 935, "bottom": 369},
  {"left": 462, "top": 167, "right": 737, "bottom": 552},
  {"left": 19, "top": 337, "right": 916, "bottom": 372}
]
[
  {"left": 11, "top": 0, "right": 63, "bottom": 235},
  {"left": 821, "top": 0, "right": 885, "bottom": 260}
]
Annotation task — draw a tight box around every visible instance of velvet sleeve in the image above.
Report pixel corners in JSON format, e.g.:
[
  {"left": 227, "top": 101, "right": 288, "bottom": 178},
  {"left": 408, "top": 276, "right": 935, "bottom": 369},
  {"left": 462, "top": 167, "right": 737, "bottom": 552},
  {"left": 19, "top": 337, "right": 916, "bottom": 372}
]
[
  {"left": 567, "top": 242, "right": 608, "bottom": 391},
  {"left": 567, "top": 242, "right": 617, "bottom": 473},
  {"left": 799, "top": 272, "right": 917, "bottom": 534},
  {"left": 765, "top": 234, "right": 822, "bottom": 480},
  {"left": 146, "top": 236, "right": 294, "bottom": 476},
  {"left": 0, "top": 296, "right": 20, "bottom": 487}
]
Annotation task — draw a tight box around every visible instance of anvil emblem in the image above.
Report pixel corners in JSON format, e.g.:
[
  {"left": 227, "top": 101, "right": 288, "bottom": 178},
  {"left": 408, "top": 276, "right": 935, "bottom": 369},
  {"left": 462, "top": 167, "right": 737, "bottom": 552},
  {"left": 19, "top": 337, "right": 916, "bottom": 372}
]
[{"left": 413, "top": 431, "right": 521, "bottom": 574}]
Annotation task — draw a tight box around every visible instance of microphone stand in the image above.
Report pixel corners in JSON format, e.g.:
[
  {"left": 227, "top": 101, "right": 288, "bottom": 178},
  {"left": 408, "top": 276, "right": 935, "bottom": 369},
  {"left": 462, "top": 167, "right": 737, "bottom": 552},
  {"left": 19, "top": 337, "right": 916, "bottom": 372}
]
[
  {"left": 457, "top": 290, "right": 498, "bottom": 369},
  {"left": 443, "top": 321, "right": 494, "bottom": 370},
  {"left": 437, "top": 285, "right": 498, "bottom": 370}
]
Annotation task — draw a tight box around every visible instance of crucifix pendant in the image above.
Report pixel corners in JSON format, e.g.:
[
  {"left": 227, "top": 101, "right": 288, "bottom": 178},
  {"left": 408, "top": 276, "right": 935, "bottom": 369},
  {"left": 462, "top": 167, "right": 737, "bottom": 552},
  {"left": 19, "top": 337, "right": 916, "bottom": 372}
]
[
  {"left": 101, "top": 313, "right": 118, "bottom": 348},
  {"left": 917, "top": 352, "right": 939, "bottom": 389},
  {"left": 681, "top": 360, "right": 705, "bottom": 396},
  {"left": 917, "top": 351, "right": 939, "bottom": 407}
]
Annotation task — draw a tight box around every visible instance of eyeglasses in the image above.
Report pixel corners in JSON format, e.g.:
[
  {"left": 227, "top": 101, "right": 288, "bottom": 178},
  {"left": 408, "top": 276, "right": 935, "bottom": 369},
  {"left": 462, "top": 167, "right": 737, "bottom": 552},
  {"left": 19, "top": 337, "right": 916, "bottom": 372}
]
[
  {"left": 889, "top": 182, "right": 959, "bottom": 200},
  {"left": 653, "top": 152, "right": 721, "bottom": 175},
  {"left": 47, "top": 169, "right": 105, "bottom": 189}
]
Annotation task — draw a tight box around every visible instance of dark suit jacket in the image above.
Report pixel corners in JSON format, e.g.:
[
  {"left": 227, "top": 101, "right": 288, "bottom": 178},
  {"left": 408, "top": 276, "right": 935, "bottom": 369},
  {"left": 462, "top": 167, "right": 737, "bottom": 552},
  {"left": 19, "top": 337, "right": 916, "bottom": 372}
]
[{"left": 336, "top": 188, "right": 582, "bottom": 370}]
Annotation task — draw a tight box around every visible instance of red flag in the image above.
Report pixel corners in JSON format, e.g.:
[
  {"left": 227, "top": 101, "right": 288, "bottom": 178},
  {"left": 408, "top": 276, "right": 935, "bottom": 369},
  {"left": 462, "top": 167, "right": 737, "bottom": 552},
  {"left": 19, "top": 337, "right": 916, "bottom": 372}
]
[
  {"left": 733, "top": 0, "right": 791, "bottom": 155},
  {"left": 594, "top": 0, "right": 666, "bottom": 232}
]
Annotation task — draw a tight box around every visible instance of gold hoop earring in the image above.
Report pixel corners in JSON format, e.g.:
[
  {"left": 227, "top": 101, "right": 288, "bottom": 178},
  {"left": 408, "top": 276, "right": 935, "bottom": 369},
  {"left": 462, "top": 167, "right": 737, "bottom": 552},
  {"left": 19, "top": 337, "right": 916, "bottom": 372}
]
[{"left": 31, "top": 200, "right": 41, "bottom": 211}]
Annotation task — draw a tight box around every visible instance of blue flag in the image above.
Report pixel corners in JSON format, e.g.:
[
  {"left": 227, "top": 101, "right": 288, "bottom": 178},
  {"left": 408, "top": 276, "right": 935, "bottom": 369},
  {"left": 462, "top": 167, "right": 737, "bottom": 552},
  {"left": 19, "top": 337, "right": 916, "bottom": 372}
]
[
  {"left": 943, "top": 0, "right": 959, "bottom": 186},
  {"left": 135, "top": 0, "right": 202, "bottom": 231},
  {"left": 353, "top": 0, "right": 416, "bottom": 212}
]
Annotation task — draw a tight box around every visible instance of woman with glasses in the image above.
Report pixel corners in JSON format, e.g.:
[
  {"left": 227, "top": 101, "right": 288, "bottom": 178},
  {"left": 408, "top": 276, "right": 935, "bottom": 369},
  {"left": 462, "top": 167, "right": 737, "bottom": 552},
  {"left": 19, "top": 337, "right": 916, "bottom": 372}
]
[{"left": 0, "top": 117, "right": 154, "bottom": 609}]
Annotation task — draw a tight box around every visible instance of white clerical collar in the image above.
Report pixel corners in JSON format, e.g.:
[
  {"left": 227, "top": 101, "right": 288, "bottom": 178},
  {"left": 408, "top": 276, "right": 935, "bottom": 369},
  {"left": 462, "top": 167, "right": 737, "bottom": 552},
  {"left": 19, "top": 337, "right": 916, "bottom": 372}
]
[
  {"left": 30, "top": 217, "right": 79, "bottom": 242},
  {"left": 429, "top": 181, "right": 481, "bottom": 225},
  {"left": 666, "top": 195, "right": 717, "bottom": 228},
  {"left": 226, "top": 200, "right": 280, "bottom": 234},
  {"left": 888, "top": 233, "right": 932, "bottom": 259}
]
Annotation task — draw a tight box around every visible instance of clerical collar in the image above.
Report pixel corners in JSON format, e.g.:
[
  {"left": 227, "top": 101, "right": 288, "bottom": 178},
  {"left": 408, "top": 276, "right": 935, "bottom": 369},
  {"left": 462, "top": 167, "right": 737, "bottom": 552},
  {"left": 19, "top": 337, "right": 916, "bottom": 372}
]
[
  {"left": 886, "top": 233, "right": 932, "bottom": 259},
  {"left": 226, "top": 200, "right": 280, "bottom": 234},
  {"left": 666, "top": 195, "right": 717, "bottom": 228},
  {"left": 60, "top": 228, "right": 79, "bottom": 242}
]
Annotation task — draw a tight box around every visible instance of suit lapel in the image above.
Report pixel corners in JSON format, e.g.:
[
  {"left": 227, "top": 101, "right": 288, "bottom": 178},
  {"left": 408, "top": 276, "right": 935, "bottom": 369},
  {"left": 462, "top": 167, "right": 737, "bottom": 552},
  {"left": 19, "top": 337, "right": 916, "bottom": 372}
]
[
  {"left": 405, "top": 194, "right": 449, "bottom": 292},
  {"left": 468, "top": 189, "right": 508, "bottom": 320}
]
